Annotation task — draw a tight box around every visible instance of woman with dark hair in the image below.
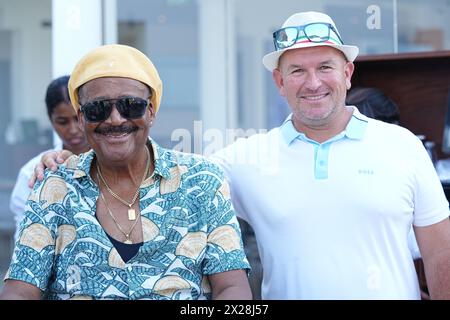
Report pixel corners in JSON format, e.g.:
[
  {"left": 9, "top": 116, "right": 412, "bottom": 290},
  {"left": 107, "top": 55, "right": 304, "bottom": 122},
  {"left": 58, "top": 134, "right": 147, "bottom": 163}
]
[
  {"left": 9, "top": 75, "right": 90, "bottom": 240},
  {"left": 346, "top": 87, "right": 400, "bottom": 124}
]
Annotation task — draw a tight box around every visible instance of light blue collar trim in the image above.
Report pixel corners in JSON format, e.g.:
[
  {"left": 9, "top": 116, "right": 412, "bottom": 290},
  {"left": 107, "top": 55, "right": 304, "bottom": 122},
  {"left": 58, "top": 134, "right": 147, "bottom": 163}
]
[
  {"left": 280, "top": 114, "right": 299, "bottom": 146},
  {"left": 345, "top": 107, "right": 368, "bottom": 140},
  {"left": 280, "top": 107, "right": 368, "bottom": 146}
]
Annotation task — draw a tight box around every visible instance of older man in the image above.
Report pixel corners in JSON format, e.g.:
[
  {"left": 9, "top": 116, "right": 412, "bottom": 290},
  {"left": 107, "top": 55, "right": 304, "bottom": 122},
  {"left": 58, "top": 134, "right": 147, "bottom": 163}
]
[{"left": 0, "top": 44, "right": 251, "bottom": 300}]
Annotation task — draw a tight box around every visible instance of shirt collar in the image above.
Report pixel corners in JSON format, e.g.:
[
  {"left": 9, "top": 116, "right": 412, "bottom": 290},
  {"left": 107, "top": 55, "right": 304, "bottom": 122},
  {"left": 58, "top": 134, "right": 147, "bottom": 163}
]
[
  {"left": 150, "top": 139, "right": 173, "bottom": 180},
  {"left": 280, "top": 106, "right": 368, "bottom": 146},
  {"left": 73, "top": 138, "right": 173, "bottom": 181},
  {"left": 279, "top": 115, "right": 300, "bottom": 146},
  {"left": 346, "top": 107, "right": 369, "bottom": 140}
]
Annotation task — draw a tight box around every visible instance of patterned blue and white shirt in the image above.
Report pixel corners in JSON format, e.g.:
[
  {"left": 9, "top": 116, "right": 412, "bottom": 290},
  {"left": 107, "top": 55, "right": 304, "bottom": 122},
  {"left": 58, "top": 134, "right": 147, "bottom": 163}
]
[{"left": 6, "top": 140, "right": 250, "bottom": 300}]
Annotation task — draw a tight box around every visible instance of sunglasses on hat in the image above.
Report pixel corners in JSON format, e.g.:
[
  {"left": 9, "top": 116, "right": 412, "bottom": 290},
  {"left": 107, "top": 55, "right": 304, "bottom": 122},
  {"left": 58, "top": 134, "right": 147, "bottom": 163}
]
[
  {"left": 80, "top": 96, "right": 150, "bottom": 123},
  {"left": 273, "top": 22, "right": 344, "bottom": 50}
]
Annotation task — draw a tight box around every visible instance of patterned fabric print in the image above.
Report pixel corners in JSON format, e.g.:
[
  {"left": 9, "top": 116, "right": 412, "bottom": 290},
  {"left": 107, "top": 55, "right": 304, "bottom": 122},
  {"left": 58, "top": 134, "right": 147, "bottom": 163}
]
[{"left": 6, "top": 140, "right": 250, "bottom": 300}]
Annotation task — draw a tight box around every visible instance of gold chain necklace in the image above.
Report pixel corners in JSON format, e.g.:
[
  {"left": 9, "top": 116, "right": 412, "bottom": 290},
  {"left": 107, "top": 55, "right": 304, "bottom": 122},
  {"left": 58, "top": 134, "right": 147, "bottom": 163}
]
[
  {"left": 96, "top": 147, "right": 150, "bottom": 221},
  {"left": 98, "top": 186, "right": 140, "bottom": 244}
]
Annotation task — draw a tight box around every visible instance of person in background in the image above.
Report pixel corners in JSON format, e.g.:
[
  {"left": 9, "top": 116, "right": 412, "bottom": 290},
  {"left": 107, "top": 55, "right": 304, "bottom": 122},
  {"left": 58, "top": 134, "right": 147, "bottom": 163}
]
[
  {"left": 9, "top": 75, "right": 90, "bottom": 241},
  {"left": 345, "top": 87, "right": 400, "bottom": 124},
  {"left": 28, "top": 12, "right": 450, "bottom": 300},
  {"left": 1, "top": 44, "right": 251, "bottom": 300}
]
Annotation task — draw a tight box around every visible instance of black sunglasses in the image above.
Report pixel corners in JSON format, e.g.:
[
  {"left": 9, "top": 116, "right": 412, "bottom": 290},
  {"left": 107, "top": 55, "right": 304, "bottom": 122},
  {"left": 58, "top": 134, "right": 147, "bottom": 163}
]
[{"left": 80, "top": 96, "right": 150, "bottom": 123}]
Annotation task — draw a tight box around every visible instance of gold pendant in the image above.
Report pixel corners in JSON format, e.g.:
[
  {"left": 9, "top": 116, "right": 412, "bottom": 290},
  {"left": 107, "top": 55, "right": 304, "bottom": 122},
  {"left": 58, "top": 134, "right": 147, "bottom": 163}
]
[
  {"left": 128, "top": 208, "right": 136, "bottom": 220},
  {"left": 124, "top": 239, "right": 133, "bottom": 244}
]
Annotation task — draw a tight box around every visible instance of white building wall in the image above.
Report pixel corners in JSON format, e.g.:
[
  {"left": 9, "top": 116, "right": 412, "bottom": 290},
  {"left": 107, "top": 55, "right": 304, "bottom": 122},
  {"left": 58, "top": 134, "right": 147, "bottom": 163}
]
[{"left": 0, "top": 0, "right": 52, "bottom": 132}]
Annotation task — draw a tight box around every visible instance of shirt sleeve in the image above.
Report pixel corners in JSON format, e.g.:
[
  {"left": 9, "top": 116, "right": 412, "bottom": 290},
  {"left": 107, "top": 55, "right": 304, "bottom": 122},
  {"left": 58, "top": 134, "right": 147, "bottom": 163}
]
[
  {"left": 9, "top": 167, "right": 31, "bottom": 242},
  {"left": 202, "top": 173, "right": 251, "bottom": 275},
  {"left": 9, "top": 151, "right": 53, "bottom": 242},
  {"left": 5, "top": 176, "right": 58, "bottom": 291},
  {"left": 411, "top": 136, "right": 450, "bottom": 226}
]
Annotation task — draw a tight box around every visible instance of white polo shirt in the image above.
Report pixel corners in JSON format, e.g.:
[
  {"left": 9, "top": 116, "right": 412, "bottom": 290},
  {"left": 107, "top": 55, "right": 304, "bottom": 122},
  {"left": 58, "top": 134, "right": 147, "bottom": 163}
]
[{"left": 212, "top": 107, "right": 449, "bottom": 299}]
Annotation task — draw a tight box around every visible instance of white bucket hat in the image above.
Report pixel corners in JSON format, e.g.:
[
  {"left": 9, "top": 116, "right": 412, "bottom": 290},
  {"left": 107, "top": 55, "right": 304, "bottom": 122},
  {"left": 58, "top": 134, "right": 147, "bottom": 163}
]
[{"left": 262, "top": 11, "right": 359, "bottom": 71}]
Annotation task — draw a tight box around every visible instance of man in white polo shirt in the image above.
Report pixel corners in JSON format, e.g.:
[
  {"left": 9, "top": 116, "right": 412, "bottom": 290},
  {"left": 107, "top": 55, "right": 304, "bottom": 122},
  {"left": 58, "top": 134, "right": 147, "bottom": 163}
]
[
  {"left": 30, "top": 11, "right": 450, "bottom": 300},
  {"left": 213, "top": 11, "right": 450, "bottom": 299}
]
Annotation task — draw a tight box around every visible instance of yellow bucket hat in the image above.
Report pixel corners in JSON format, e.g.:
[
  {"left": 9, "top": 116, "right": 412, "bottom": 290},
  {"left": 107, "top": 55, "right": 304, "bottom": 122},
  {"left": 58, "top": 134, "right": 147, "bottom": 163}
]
[{"left": 68, "top": 44, "right": 163, "bottom": 113}]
